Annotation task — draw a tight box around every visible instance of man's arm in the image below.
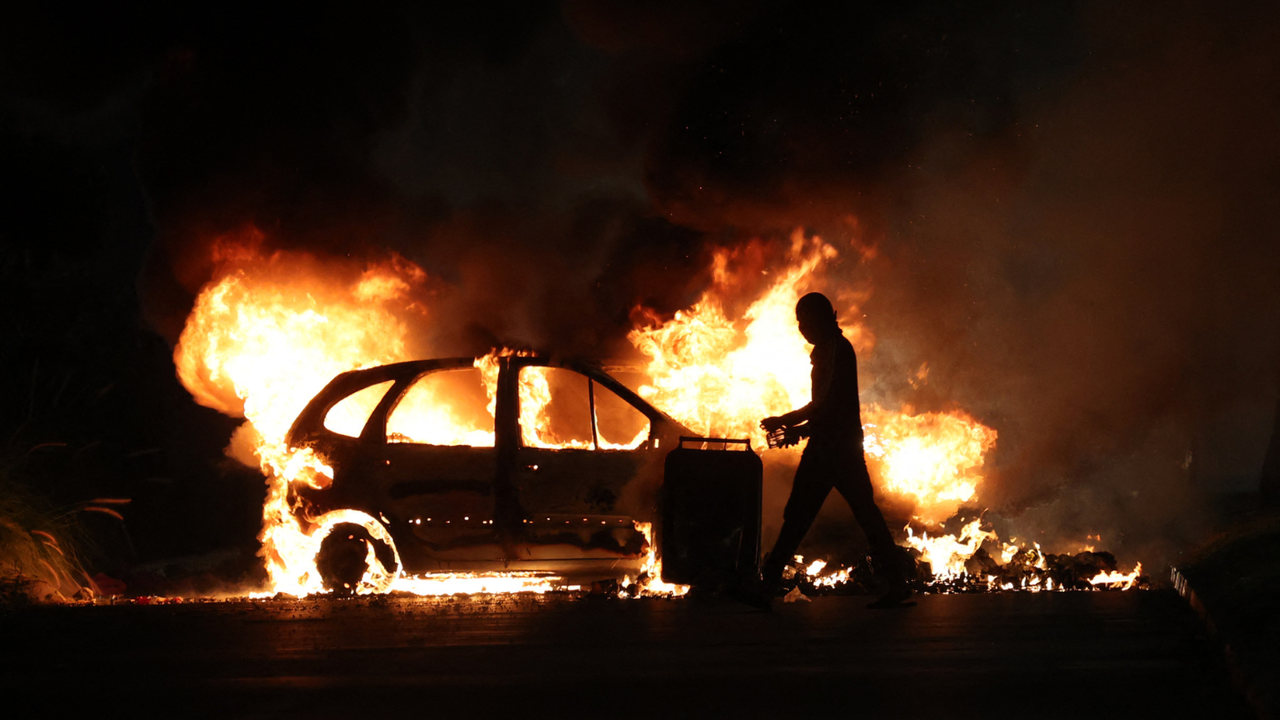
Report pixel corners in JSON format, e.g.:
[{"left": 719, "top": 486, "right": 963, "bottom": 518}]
[
  {"left": 762, "top": 403, "right": 812, "bottom": 432},
  {"left": 761, "top": 343, "right": 837, "bottom": 432}
]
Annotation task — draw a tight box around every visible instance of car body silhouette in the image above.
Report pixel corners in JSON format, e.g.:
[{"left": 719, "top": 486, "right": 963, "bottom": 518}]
[{"left": 286, "top": 354, "right": 692, "bottom": 587}]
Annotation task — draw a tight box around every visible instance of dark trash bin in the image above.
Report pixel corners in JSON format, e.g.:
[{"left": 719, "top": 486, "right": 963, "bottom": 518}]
[{"left": 661, "top": 436, "right": 762, "bottom": 586}]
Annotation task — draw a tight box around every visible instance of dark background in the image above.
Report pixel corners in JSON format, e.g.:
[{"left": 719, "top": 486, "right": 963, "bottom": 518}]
[{"left": 2, "top": 1, "right": 1277, "bottom": 572}]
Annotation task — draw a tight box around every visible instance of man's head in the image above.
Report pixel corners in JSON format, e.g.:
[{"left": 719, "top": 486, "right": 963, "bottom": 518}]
[{"left": 796, "top": 292, "right": 839, "bottom": 344}]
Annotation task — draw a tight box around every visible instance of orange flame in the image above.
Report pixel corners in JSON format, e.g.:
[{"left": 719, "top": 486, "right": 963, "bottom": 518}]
[
  {"left": 1089, "top": 562, "right": 1143, "bottom": 589},
  {"left": 619, "top": 522, "right": 689, "bottom": 598},
  {"left": 862, "top": 407, "right": 998, "bottom": 524},
  {"left": 624, "top": 230, "right": 1140, "bottom": 587},
  {"left": 628, "top": 230, "right": 996, "bottom": 525},
  {"left": 175, "top": 238, "right": 428, "bottom": 596},
  {"left": 174, "top": 226, "right": 1139, "bottom": 598},
  {"left": 629, "top": 232, "right": 849, "bottom": 450},
  {"left": 175, "top": 235, "right": 630, "bottom": 597},
  {"left": 903, "top": 519, "right": 997, "bottom": 579},
  {"left": 174, "top": 234, "right": 573, "bottom": 597}
]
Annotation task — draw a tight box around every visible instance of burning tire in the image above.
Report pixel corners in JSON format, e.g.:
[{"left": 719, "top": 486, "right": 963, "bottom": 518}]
[{"left": 308, "top": 510, "right": 402, "bottom": 595}]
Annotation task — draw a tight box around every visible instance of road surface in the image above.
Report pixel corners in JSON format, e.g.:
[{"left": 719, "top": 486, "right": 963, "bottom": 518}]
[{"left": 0, "top": 590, "right": 1247, "bottom": 718}]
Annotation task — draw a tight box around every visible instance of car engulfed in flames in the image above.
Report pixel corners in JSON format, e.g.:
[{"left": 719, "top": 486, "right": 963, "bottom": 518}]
[
  {"left": 285, "top": 353, "right": 693, "bottom": 593},
  {"left": 172, "top": 226, "right": 1144, "bottom": 601}
]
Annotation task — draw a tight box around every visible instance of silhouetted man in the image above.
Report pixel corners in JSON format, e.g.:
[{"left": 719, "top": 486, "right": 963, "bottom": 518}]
[{"left": 755, "top": 292, "right": 913, "bottom": 609}]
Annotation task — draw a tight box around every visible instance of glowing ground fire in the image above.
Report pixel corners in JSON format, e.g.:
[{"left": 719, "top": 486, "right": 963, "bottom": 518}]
[{"left": 174, "top": 226, "right": 1141, "bottom": 599}]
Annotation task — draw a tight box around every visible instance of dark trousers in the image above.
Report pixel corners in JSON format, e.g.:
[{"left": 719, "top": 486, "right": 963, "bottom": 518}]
[{"left": 762, "top": 440, "right": 904, "bottom": 587}]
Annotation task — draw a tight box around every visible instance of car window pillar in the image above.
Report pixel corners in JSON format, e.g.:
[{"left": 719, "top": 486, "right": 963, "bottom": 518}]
[{"left": 588, "top": 378, "right": 599, "bottom": 451}]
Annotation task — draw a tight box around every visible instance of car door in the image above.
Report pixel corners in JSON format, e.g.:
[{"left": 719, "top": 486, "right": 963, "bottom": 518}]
[
  {"left": 506, "top": 358, "right": 659, "bottom": 560},
  {"left": 372, "top": 361, "right": 504, "bottom": 567}
]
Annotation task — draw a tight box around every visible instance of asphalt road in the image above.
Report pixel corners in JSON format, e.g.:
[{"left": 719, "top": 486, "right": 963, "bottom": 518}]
[{"left": 1, "top": 590, "right": 1248, "bottom": 719}]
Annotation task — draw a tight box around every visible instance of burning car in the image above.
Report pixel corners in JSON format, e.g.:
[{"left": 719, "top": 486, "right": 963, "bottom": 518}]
[
  {"left": 285, "top": 353, "right": 693, "bottom": 590},
  {"left": 175, "top": 234, "right": 1144, "bottom": 598}
]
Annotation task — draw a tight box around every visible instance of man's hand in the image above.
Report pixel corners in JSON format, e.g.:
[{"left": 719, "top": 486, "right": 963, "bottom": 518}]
[
  {"left": 776, "top": 426, "right": 805, "bottom": 448},
  {"left": 764, "top": 417, "right": 808, "bottom": 448}
]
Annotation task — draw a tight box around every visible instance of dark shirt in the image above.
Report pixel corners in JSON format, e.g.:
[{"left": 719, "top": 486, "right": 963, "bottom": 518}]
[{"left": 806, "top": 334, "right": 863, "bottom": 445}]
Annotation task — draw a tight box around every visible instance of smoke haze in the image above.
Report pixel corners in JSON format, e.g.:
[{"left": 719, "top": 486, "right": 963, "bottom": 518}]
[{"left": 5, "top": 0, "right": 1277, "bottom": 566}]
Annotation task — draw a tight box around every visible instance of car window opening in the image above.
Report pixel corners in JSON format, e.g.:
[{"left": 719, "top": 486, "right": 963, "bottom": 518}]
[
  {"left": 323, "top": 380, "right": 395, "bottom": 437},
  {"left": 517, "top": 367, "right": 649, "bottom": 450},
  {"left": 594, "top": 378, "right": 650, "bottom": 449},
  {"left": 386, "top": 368, "right": 495, "bottom": 446}
]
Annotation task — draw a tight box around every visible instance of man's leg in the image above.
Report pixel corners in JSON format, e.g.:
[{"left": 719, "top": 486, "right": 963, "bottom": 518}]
[
  {"left": 833, "top": 453, "right": 908, "bottom": 588},
  {"left": 760, "top": 450, "right": 833, "bottom": 590}
]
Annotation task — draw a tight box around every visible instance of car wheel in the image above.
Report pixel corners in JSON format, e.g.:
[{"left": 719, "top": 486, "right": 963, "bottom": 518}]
[{"left": 309, "top": 509, "right": 402, "bottom": 594}]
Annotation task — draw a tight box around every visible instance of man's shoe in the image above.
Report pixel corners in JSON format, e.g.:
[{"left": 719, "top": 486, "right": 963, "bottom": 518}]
[{"left": 866, "top": 585, "right": 915, "bottom": 609}]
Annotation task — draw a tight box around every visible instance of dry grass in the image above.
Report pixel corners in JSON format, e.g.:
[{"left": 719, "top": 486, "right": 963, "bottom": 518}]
[
  {"left": 0, "top": 365, "right": 136, "bottom": 606},
  {"left": 0, "top": 460, "right": 96, "bottom": 606}
]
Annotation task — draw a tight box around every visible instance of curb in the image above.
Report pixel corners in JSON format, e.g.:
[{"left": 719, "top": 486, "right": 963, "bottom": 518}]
[{"left": 1171, "top": 567, "right": 1272, "bottom": 720}]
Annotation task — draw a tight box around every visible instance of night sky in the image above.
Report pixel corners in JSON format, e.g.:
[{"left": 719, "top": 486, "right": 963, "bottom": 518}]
[{"left": 2, "top": 1, "right": 1277, "bottom": 570}]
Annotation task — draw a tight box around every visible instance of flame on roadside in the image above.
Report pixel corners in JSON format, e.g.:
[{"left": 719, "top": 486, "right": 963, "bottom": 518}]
[
  {"left": 1089, "top": 563, "right": 1143, "bottom": 590},
  {"left": 629, "top": 232, "right": 847, "bottom": 451},
  {"left": 174, "top": 232, "right": 587, "bottom": 598},
  {"left": 176, "top": 233, "right": 428, "bottom": 597},
  {"left": 628, "top": 230, "right": 996, "bottom": 525},
  {"left": 627, "top": 230, "right": 1143, "bottom": 588},
  {"left": 392, "top": 572, "right": 570, "bottom": 596},
  {"left": 620, "top": 522, "right": 689, "bottom": 598},
  {"left": 904, "top": 519, "right": 997, "bottom": 580},
  {"left": 862, "top": 408, "right": 997, "bottom": 524}
]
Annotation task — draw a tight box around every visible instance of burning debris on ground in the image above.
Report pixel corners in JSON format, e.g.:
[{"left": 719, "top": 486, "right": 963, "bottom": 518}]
[
  {"left": 777, "top": 550, "right": 1146, "bottom": 598},
  {"left": 761, "top": 512, "right": 1147, "bottom": 601}
]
